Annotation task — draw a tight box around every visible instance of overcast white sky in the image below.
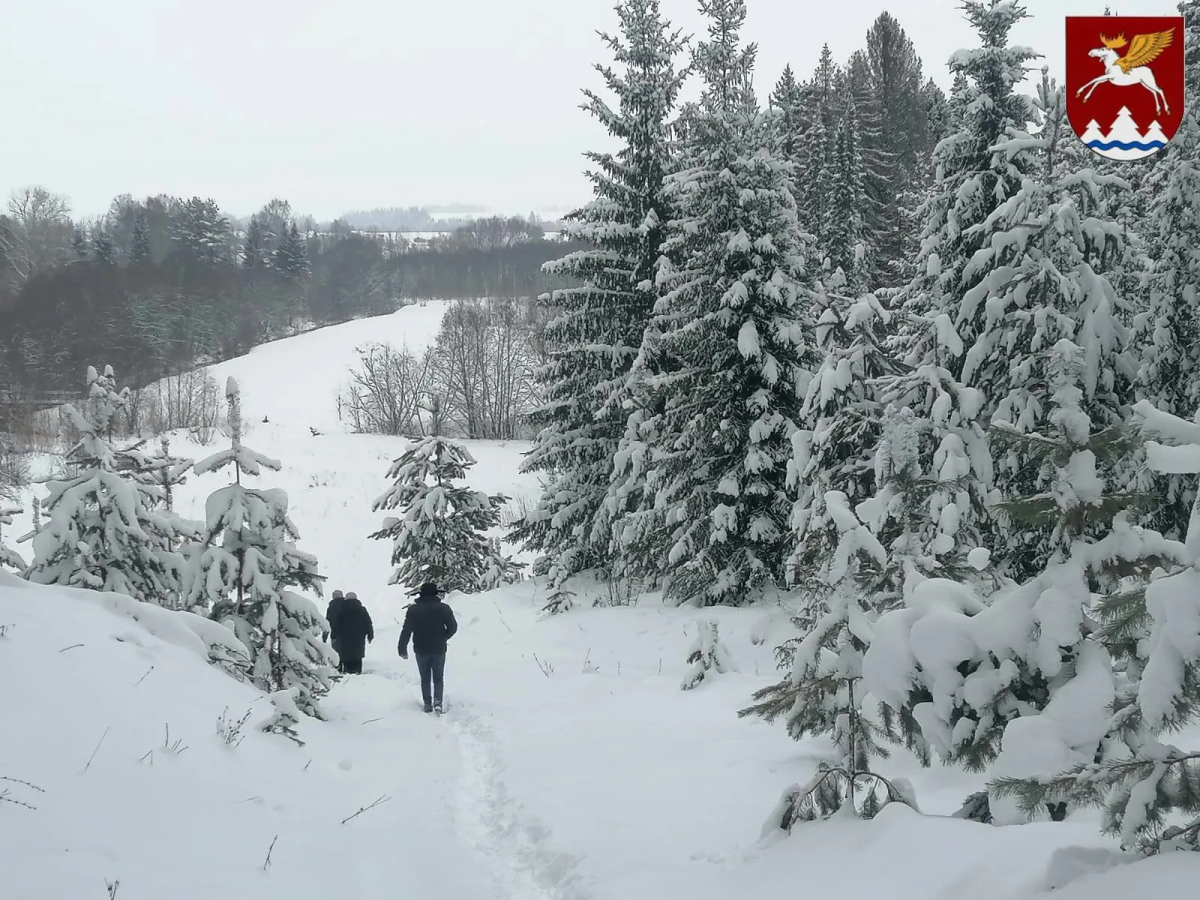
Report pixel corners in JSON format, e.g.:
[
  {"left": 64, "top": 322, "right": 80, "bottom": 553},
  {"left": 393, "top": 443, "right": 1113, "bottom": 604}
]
[{"left": 0, "top": 0, "right": 1181, "bottom": 221}]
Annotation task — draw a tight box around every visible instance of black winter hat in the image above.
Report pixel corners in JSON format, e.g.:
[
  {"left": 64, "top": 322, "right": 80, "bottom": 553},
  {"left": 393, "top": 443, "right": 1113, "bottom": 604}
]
[{"left": 419, "top": 582, "right": 441, "bottom": 597}]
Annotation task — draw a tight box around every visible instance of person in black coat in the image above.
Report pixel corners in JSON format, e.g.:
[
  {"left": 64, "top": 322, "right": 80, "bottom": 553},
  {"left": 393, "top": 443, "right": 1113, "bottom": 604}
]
[
  {"left": 398, "top": 582, "right": 458, "bottom": 712},
  {"left": 325, "top": 589, "right": 348, "bottom": 673},
  {"left": 335, "top": 592, "right": 374, "bottom": 675}
]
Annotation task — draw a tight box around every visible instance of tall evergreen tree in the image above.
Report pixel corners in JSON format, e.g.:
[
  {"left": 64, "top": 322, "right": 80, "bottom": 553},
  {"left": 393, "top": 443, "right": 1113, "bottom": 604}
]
[
  {"left": 130, "top": 212, "right": 151, "bottom": 264},
  {"left": 172, "top": 197, "right": 232, "bottom": 269},
  {"left": 768, "top": 65, "right": 808, "bottom": 163},
  {"left": 511, "top": 0, "right": 688, "bottom": 610},
  {"left": 945, "top": 70, "right": 972, "bottom": 134},
  {"left": 615, "top": 0, "right": 818, "bottom": 606},
  {"left": 822, "top": 95, "right": 869, "bottom": 291},
  {"left": 273, "top": 222, "right": 309, "bottom": 277},
  {"left": 961, "top": 70, "right": 1136, "bottom": 577},
  {"left": 870, "top": 0, "right": 1039, "bottom": 585},
  {"left": 796, "top": 44, "right": 840, "bottom": 249},
  {"left": 185, "top": 378, "right": 330, "bottom": 712},
  {"left": 921, "top": 78, "right": 951, "bottom": 156},
  {"left": 92, "top": 227, "right": 117, "bottom": 264},
  {"left": 243, "top": 215, "right": 268, "bottom": 268}
]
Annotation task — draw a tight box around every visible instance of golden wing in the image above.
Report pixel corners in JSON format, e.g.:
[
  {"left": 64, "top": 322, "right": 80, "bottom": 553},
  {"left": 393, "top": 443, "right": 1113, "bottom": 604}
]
[{"left": 1118, "top": 29, "right": 1174, "bottom": 72}]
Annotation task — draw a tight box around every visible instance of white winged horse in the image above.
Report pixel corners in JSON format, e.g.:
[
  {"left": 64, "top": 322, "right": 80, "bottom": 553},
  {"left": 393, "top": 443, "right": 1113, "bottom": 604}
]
[{"left": 1076, "top": 29, "right": 1174, "bottom": 115}]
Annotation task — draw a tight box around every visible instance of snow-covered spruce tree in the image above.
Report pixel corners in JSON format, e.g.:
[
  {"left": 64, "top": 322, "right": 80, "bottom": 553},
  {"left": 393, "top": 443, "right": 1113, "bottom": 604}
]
[
  {"left": 788, "top": 289, "right": 900, "bottom": 585},
  {"left": 511, "top": 0, "right": 688, "bottom": 613},
  {"left": 615, "top": 0, "right": 819, "bottom": 606},
  {"left": 794, "top": 44, "right": 840, "bottom": 253},
  {"left": 767, "top": 65, "right": 808, "bottom": 164},
  {"left": 680, "top": 619, "right": 734, "bottom": 689},
  {"left": 0, "top": 501, "right": 23, "bottom": 572},
  {"left": 744, "top": 491, "right": 918, "bottom": 821},
  {"left": 372, "top": 436, "right": 522, "bottom": 594},
  {"left": 897, "top": 0, "right": 1038, "bottom": 373},
  {"left": 1134, "top": 0, "right": 1200, "bottom": 540},
  {"left": 858, "top": 353, "right": 990, "bottom": 605},
  {"left": 865, "top": 342, "right": 1173, "bottom": 821},
  {"left": 990, "top": 399, "right": 1200, "bottom": 852},
  {"left": 866, "top": 0, "right": 1039, "bottom": 588},
  {"left": 22, "top": 365, "right": 188, "bottom": 604},
  {"left": 118, "top": 436, "right": 200, "bottom": 608},
  {"left": 821, "top": 94, "right": 870, "bottom": 295},
  {"left": 962, "top": 70, "right": 1138, "bottom": 578},
  {"left": 990, "top": 340, "right": 1154, "bottom": 578},
  {"left": 185, "top": 378, "right": 330, "bottom": 717}
]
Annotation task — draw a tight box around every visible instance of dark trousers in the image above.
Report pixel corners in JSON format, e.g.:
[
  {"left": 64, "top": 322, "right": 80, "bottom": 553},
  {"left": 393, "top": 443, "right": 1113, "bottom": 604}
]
[
  {"left": 342, "top": 657, "right": 363, "bottom": 675},
  {"left": 414, "top": 651, "right": 446, "bottom": 707}
]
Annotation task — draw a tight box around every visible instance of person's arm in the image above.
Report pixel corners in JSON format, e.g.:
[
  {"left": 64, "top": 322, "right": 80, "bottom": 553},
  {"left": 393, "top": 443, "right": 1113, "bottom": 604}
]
[
  {"left": 397, "top": 606, "right": 413, "bottom": 656},
  {"left": 443, "top": 604, "right": 458, "bottom": 640},
  {"left": 365, "top": 609, "right": 374, "bottom": 642}
]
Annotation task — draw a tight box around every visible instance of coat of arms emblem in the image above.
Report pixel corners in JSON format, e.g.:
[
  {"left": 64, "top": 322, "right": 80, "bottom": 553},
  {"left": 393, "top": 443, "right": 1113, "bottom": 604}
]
[{"left": 1066, "top": 15, "right": 1186, "bottom": 160}]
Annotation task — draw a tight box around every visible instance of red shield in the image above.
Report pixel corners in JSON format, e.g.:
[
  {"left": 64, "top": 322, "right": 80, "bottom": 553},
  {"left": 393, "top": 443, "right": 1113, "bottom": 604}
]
[{"left": 1066, "top": 15, "right": 1185, "bottom": 160}]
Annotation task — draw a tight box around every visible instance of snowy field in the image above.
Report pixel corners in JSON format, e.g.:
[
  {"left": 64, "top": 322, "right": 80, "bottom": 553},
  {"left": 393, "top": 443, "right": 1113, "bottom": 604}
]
[{"left": 3, "top": 305, "right": 1197, "bottom": 898}]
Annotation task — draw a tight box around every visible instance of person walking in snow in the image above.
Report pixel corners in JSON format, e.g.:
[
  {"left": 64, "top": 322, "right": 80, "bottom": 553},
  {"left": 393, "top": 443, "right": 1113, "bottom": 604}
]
[
  {"left": 325, "top": 589, "right": 348, "bottom": 672},
  {"left": 397, "top": 582, "right": 458, "bottom": 713},
  {"left": 335, "top": 592, "right": 374, "bottom": 675}
]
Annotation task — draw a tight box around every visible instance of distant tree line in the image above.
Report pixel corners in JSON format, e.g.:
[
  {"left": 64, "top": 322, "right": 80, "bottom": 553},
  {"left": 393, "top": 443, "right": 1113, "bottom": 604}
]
[
  {"left": 0, "top": 190, "right": 583, "bottom": 394},
  {"left": 339, "top": 204, "right": 566, "bottom": 233}
]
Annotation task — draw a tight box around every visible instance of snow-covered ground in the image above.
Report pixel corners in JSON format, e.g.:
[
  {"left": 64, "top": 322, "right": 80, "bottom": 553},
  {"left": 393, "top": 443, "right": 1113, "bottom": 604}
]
[{"left": 3, "top": 305, "right": 1197, "bottom": 898}]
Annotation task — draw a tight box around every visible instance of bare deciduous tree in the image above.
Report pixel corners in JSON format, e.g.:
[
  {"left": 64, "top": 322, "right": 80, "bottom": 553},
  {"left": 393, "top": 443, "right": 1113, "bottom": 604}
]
[
  {"left": 134, "top": 369, "right": 223, "bottom": 439},
  {"left": 341, "top": 343, "right": 433, "bottom": 436},
  {"left": 428, "top": 298, "right": 542, "bottom": 439},
  {"left": 447, "top": 215, "right": 544, "bottom": 251},
  {"left": 0, "top": 187, "right": 75, "bottom": 289}
]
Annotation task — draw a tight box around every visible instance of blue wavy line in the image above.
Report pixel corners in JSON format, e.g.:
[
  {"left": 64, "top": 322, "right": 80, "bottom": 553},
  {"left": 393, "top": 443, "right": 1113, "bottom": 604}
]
[{"left": 1085, "top": 139, "right": 1166, "bottom": 150}]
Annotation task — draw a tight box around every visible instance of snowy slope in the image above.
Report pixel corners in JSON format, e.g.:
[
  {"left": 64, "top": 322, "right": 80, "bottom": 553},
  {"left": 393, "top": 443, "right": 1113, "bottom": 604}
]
[
  {"left": 4, "top": 308, "right": 1199, "bottom": 898},
  {"left": 204, "top": 299, "right": 451, "bottom": 430},
  {"left": 0, "top": 573, "right": 503, "bottom": 900}
]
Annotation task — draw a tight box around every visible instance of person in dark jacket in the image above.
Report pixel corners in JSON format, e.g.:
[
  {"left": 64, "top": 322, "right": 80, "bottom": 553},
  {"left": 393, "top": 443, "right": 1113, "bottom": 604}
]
[
  {"left": 325, "top": 589, "right": 348, "bottom": 672},
  {"left": 335, "top": 592, "right": 374, "bottom": 675},
  {"left": 398, "top": 582, "right": 458, "bottom": 712}
]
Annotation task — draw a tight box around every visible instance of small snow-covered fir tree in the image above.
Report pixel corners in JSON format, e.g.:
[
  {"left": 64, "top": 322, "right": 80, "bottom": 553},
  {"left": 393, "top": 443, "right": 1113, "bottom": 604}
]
[
  {"left": 512, "top": 0, "right": 688, "bottom": 611},
  {"left": 22, "top": 365, "right": 187, "bottom": 604},
  {"left": 789, "top": 288, "right": 900, "bottom": 584},
  {"left": 0, "top": 501, "right": 23, "bottom": 572},
  {"left": 371, "top": 436, "right": 522, "bottom": 593},
  {"left": 119, "top": 435, "right": 200, "bottom": 608},
  {"left": 991, "top": 399, "right": 1200, "bottom": 852},
  {"left": 185, "top": 378, "right": 330, "bottom": 716},
  {"left": 858, "top": 360, "right": 990, "bottom": 605},
  {"left": 680, "top": 619, "right": 734, "bottom": 689},
  {"left": 615, "top": 0, "right": 819, "bottom": 606},
  {"left": 991, "top": 340, "right": 1153, "bottom": 577},
  {"left": 744, "top": 492, "right": 915, "bottom": 819}
]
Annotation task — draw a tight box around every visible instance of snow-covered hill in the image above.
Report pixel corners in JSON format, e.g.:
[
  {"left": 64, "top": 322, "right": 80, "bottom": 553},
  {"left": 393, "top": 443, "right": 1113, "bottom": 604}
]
[
  {"left": 204, "top": 300, "right": 449, "bottom": 430},
  {"left": 3, "top": 307, "right": 1197, "bottom": 898}
]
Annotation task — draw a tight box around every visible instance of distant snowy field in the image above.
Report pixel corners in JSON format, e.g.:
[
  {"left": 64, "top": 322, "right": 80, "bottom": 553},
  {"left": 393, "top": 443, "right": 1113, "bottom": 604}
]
[{"left": 3, "top": 305, "right": 1197, "bottom": 898}]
